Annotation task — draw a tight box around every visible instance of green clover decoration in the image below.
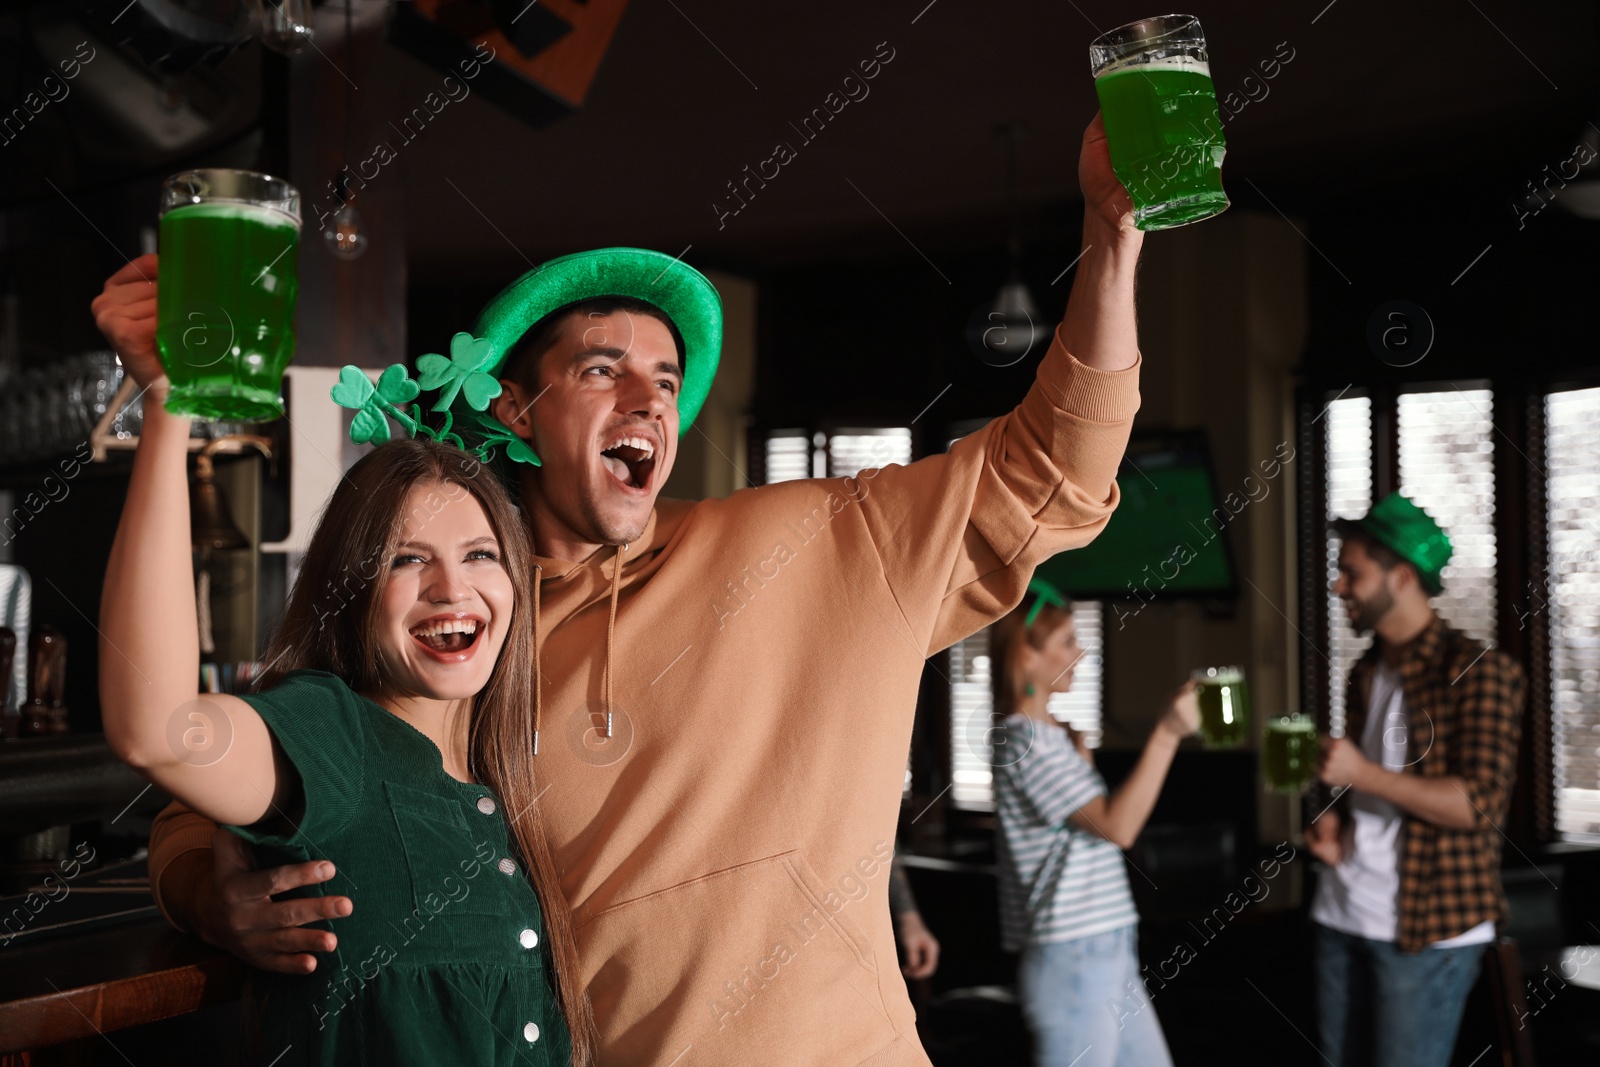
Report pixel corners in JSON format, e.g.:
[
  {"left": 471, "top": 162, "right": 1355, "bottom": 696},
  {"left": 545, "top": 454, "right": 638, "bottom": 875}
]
[
  {"left": 467, "top": 411, "right": 542, "bottom": 467},
  {"left": 417, "top": 332, "right": 502, "bottom": 413},
  {"left": 1025, "top": 576, "right": 1069, "bottom": 626},
  {"left": 329, "top": 333, "right": 537, "bottom": 466},
  {"left": 331, "top": 364, "right": 421, "bottom": 446}
]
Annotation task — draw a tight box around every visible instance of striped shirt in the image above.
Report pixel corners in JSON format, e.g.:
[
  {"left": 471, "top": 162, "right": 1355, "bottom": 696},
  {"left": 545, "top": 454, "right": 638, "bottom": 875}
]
[{"left": 994, "top": 713, "right": 1138, "bottom": 952}]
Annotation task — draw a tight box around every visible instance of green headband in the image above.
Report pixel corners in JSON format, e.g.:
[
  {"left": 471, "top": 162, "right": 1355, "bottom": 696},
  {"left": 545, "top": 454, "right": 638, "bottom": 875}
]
[
  {"left": 330, "top": 247, "right": 723, "bottom": 467},
  {"left": 1025, "top": 576, "right": 1069, "bottom": 626}
]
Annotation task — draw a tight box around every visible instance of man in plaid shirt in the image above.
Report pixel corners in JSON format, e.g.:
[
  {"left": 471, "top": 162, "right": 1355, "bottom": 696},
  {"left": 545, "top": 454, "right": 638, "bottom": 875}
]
[{"left": 1306, "top": 493, "right": 1526, "bottom": 1067}]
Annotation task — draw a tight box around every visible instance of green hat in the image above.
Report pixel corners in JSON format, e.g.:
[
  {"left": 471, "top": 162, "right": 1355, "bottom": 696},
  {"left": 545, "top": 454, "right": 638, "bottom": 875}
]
[
  {"left": 1332, "top": 492, "right": 1452, "bottom": 595},
  {"left": 329, "top": 248, "right": 722, "bottom": 469},
  {"left": 462, "top": 247, "right": 722, "bottom": 467}
]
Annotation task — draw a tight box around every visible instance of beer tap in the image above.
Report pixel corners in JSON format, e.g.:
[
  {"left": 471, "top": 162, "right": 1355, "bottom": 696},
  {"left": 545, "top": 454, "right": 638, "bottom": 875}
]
[
  {"left": 0, "top": 626, "right": 15, "bottom": 739},
  {"left": 23, "top": 624, "right": 68, "bottom": 736},
  {"left": 191, "top": 434, "right": 275, "bottom": 551},
  {"left": 191, "top": 434, "right": 275, "bottom": 659}
]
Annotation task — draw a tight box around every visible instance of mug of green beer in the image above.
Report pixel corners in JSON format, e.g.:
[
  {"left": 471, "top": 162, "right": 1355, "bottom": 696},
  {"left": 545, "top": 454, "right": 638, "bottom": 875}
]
[
  {"left": 1089, "top": 14, "right": 1229, "bottom": 230},
  {"left": 1191, "top": 666, "right": 1249, "bottom": 748},
  {"left": 1263, "top": 713, "right": 1317, "bottom": 793},
  {"left": 156, "top": 169, "right": 301, "bottom": 422}
]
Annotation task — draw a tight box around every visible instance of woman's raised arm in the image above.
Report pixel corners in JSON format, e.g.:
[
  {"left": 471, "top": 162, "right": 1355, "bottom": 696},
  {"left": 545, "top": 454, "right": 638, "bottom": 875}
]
[
  {"left": 1067, "top": 680, "right": 1198, "bottom": 848},
  {"left": 94, "top": 255, "right": 288, "bottom": 828}
]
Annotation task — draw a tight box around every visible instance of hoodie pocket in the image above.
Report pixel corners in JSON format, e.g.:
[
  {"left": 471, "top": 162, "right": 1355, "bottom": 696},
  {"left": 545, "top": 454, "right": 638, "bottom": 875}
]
[{"left": 575, "top": 850, "right": 898, "bottom": 1065}]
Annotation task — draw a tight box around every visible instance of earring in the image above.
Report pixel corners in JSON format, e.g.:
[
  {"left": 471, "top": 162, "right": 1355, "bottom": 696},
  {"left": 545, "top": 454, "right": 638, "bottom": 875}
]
[{"left": 1024, "top": 682, "right": 1036, "bottom": 698}]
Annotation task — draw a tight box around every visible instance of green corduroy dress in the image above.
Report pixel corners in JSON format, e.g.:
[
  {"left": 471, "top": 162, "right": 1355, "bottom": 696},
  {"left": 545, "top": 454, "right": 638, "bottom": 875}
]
[{"left": 226, "top": 670, "right": 572, "bottom": 1066}]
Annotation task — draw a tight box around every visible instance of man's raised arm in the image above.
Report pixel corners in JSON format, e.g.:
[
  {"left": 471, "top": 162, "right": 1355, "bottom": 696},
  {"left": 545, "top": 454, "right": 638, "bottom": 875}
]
[
  {"left": 1059, "top": 113, "right": 1143, "bottom": 375},
  {"left": 848, "top": 113, "right": 1147, "bottom": 654}
]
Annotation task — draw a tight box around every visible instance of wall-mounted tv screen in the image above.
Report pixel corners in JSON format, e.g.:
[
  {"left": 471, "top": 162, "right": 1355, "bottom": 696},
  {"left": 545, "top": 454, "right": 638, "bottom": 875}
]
[{"left": 1034, "top": 431, "right": 1240, "bottom": 600}]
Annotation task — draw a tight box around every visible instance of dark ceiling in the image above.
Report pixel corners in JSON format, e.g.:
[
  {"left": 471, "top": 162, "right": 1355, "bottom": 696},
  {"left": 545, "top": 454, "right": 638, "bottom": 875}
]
[
  {"left": 2, "top": 0, "right": 1596, "bottom": 282},
  {"left": 390, "top": 0, "right": 1600, "bottom": 278}
]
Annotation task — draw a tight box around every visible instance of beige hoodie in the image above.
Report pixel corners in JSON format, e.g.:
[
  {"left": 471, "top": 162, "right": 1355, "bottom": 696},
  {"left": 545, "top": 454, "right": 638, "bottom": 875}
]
[{"left": 149, "top": 328, "right": 1140, "bottom": 1066}]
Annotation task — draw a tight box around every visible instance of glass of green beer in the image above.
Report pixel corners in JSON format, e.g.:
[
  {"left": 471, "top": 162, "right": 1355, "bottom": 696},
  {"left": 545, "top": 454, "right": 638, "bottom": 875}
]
[
  {"left": 1263, "top": 714, "right": 1317, "bottom": 793},
  {"left": 156, "top": 169, "right": 301, "bottom": 421},
  {"left": 1191, "top": 666, "right": 1249, "bottom": 748},
  {"left": 1089, "top": 14, "right": 1229, "bottom": 230}
]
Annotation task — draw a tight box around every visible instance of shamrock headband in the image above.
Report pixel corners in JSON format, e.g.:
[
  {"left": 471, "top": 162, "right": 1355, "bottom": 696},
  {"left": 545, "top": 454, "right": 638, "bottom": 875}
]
[
  {"left": 1025, "top": 576, "right": 1069, "bottom": 626},
  {"left": 330, "top": 247, "right": 723, "bottom": 468}
]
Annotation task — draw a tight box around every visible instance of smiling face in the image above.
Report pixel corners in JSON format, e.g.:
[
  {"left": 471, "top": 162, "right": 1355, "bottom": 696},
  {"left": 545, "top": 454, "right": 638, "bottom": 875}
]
[
  {"left": 1332, "top": 538, "right": 1399, "bottom": 635},
  {"left": 1029, "top": 615, "right": 1084, "bottom": 695},
  {"left": 493, "top": 308, "right": 682, "bottom": 551},
  {"left": 372, "top": 482, "right": 515, "bottom": 703}
]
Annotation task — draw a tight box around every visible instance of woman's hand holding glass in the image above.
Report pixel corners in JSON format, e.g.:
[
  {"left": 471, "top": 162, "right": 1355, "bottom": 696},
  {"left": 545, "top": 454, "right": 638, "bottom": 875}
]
[
  {"left": 90, "top": 253, "right": 168, "bottom": 398},
  {"left": 1157, "top": 679, "right": 1201, "bottom": 741}
]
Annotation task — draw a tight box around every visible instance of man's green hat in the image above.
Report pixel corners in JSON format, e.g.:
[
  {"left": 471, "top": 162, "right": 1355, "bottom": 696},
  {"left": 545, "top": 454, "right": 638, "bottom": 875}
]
[
  {"left": 1332, "top": 492, "right": 1452, "bottom": 596},
  {"left": 329, "top": 248, "right": 722, "bottom": 468},
  {"left": 463, "top": 247, "right": 723, "bottom": 467}
]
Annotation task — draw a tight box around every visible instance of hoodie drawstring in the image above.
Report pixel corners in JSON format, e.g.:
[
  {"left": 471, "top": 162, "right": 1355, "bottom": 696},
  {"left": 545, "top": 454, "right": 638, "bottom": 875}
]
[
  {"left": 532, "top": 564, "right": 542, "bottom": 756},
  {"left": 603, "top": 543, "right": 627, "bottom": 737}
]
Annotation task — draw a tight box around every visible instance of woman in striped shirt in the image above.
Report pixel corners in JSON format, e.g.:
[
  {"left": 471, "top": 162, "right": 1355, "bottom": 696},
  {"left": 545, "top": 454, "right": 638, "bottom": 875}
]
[{"left": 991, "top": 580, "right": 1198, "bottom": 1067}]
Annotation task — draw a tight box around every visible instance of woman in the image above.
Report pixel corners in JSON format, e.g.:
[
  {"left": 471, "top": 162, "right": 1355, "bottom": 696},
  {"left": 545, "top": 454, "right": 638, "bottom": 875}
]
[
  {"left": 94, "top": 259, "right": 591, "bottom": 1065},
  {"left": 990, "top": 580, "right": 1198, "bottom": 1067}
]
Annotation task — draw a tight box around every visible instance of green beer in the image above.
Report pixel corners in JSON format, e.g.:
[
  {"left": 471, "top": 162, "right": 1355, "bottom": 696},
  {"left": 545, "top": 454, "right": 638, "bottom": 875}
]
[
  {"left": 157, "top": 171, "right": 301, "bottom": 421},
  {"left": 1192, "top": 666, "right": 1249, "bottom": 748},
  {"left": 1263, "top": 715, "right": 1317, "bottom": 793},
  {"left": 1090, "top": 16, "right": 1229, "bottom": 230}
]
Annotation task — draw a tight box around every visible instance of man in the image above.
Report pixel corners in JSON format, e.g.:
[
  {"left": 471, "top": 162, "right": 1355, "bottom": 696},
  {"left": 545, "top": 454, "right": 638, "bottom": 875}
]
[
  {"left": 1307, "top": 493, "right": 1525, "bottom": 1067},
  {"left": 98, "top": 114, "right": 1144, "bottom": 1066},
  {"left": 889, "top": 858, "right": 940, "bottom": 980}
]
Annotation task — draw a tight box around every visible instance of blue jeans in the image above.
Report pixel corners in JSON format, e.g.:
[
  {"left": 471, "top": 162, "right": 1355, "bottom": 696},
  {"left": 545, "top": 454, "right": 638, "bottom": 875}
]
[
  {"left": 1016, "top": 925, "right": 1173, "bottom": 1067},
  {"left": 1314, "top": 923, "right": 1484, "bottom": 1067}
]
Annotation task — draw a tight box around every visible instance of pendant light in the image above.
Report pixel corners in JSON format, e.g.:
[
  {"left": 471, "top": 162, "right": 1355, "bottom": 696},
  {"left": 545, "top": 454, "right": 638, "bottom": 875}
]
[
  {"left": 324, "top": 173, "right": 370, "bottom": 260},
  {"left": 253, "top": 0, "right": 315, "bottom": 55},
  {"left": 969, "top": 124, "right": 1050, "bottom": 366},
  {"left": 323, "top": 0, "right": 369, "bottom": 260}
]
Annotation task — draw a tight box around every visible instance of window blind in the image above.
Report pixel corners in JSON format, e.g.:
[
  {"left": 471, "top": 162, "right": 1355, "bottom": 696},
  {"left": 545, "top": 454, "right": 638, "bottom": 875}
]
[
  {"left": 1397, "top": 389, "right": 1498, "bottom": 646},
  {"left": 1324, "top": 395, "right": 1374, "bottom": 737},
  {"left": 1546, "top": 386, "right": 1600, "bottom": 838}
]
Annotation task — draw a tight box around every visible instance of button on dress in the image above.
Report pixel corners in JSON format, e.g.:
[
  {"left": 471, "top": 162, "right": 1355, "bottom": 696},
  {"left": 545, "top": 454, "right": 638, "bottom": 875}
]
[{"left": 225, "top": 670, "right": 572, "bottom": 1066}]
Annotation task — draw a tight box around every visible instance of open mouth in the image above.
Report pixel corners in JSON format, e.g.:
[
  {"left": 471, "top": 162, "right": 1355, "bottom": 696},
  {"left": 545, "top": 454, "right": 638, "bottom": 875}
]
[
  {"left": 600, "top": 433, "right": 658, "bottom": 492},
  {"left": 409, "top": 617, "right": 483, "bottom": 655}
]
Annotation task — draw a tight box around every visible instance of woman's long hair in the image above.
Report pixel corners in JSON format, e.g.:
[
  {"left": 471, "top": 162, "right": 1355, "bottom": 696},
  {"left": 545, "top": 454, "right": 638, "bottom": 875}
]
[
  {"left": 989, "top": 592, "right": 1073, "bottom": 721},
  {"left": 256, "top": 438, "right": 595, "bottom": 1064}
]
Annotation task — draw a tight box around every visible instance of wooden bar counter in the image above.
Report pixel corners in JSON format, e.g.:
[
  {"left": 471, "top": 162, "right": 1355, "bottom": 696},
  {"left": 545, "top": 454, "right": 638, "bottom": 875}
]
[{"left": 0, "top": 915, "right": 244, "bottom": 1058}]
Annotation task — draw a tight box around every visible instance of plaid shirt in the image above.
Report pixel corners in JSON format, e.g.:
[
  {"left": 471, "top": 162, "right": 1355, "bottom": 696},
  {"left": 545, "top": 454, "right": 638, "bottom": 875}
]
[{"left": 1342, "top": 616, "right": 1526, "bottom": 952}]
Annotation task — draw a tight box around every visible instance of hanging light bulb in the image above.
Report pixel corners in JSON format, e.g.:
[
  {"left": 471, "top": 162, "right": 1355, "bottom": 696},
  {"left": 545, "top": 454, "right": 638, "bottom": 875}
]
[
  {"left": 967, "top": 124, "right": 1049, "bottom": 367},
  {"left": 967, "top": 268, "right": 1048, "bottom": 367},
  {"left": 253, "top": 0, "right": 315, "bottom": 55},
  {"left": 990, "top": 270, "right": 1049, "bottom": 349},
  {"left": 324, "top": 200, "right": 369, "bottom": 259},
  {"left": 323, "top": 174, "right": 369, "bottom": 260}
]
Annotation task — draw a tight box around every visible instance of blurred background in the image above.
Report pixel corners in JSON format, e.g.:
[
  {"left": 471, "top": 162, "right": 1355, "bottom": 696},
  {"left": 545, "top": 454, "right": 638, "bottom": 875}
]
[{"left": 1, "top": 1, "right": 1598, "bottom": 1064}]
